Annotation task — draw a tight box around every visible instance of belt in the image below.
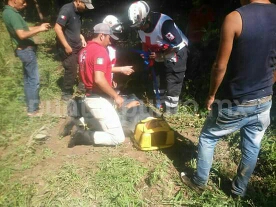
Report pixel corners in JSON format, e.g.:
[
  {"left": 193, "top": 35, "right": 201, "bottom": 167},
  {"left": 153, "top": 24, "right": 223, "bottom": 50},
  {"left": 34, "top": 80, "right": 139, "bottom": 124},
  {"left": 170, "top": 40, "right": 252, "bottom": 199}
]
[
  {"left": 238, "top": 95, "right": 272, "bottom": 106},
  {"left": 86, "top": 91, "right": 110, "bottom": 99},
  {"left": 17, "top": 45, "right": 37, "bottom": 50}
]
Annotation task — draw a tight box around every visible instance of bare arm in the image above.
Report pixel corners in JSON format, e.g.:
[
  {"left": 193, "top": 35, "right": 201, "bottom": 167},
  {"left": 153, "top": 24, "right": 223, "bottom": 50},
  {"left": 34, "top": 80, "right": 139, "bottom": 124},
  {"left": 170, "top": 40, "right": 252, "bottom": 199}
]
[
  {"left": 112, "top": 66, "right": 134, "bottom": 75},
  {"left": 94, "top": 71, "right": 124, "bottom": 108},
  {"left": 54, "top": 23, "right": 72, "bottom": 54},
  {"left": 16, "top": 23, "right": 50, "bottom": 40},
  {"left": 206, "top": 11, "right": 242, "bottom": 110},
  {"left": 80, "top": 34, "right": 87, "bottom": 47}
]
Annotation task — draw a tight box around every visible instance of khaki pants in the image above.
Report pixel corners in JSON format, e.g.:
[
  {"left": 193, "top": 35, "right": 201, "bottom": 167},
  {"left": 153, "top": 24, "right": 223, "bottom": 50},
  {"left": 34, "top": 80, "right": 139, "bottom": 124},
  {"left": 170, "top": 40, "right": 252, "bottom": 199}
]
[{"left": 83, "top": 96, "right": 125, "bottom": 145}]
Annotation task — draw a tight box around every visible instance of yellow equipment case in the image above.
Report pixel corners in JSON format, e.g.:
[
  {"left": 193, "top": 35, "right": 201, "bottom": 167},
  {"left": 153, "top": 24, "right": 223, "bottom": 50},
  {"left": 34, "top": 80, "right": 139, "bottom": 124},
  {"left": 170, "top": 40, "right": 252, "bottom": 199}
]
[{"left": 133, "top": 117, "right": 175, "bottom": 150}]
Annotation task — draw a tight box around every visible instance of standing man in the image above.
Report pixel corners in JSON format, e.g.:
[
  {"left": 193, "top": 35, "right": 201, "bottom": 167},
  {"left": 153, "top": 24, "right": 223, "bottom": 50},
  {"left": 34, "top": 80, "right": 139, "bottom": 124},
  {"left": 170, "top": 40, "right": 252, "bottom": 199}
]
[
  {"left": 181, "top": 0, "right": 276, "bottom": 197},
  {"left": 54, "top": 0, "right": 94, "bottom": 101},
  {"left": 128, "top": 1, "right": 189, "bottom": 114},
  {"left": 3, "top": 0, "right": 51, "bottom": 116},
  {"left": 69, "top": 23, "right": 125, "bottom": 147}
]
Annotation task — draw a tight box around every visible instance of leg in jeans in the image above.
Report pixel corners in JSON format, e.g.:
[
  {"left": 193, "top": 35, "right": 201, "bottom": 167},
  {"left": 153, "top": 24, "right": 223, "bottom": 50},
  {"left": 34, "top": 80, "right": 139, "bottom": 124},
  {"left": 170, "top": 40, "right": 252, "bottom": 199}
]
[
  {"left": 62, "top": 53, "right": 78, "bottom": 95},
  {"left": 16, "top": 48, "right": 40, "bottom": 113},
  {"left": 231, "top": 101, "right": 271, "bottom": 196},
  {"left": 83, "top": 97, "right": 125, "bottom": 145},
  {"left": 193, "top": 100, "right": 271, "bottom": 196},
  {"left": 193, "top": 104, "right": 240, "bottom": 187}
]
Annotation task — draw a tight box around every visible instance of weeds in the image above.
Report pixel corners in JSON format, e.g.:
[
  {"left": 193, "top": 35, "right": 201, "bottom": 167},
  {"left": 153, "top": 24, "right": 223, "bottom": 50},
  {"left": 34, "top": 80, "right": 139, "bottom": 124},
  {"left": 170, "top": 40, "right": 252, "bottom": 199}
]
[
  {"left": 0, "top": 183, "right": 36, "bottom": 207},
  {"left": 94, "top": 157, "right": 148, "bottom": 206}
]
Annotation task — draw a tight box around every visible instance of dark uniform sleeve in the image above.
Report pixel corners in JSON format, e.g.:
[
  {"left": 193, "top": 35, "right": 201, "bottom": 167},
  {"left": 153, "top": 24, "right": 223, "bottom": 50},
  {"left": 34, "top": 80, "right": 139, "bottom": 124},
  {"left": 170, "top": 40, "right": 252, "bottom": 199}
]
[
  {"left": 161, "top": 20, "right": 183, "bottom": 47},
  {"left": 56, "top": 6, "right": 70, "bottom": 27}
]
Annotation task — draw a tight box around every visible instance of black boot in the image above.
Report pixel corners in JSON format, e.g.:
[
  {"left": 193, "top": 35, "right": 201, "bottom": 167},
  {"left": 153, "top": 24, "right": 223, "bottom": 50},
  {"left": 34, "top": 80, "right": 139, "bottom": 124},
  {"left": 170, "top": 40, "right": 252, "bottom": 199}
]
[
  {"left": 68, "top": 129, "right": 94, "bottom": 148},
  {"left": 59, "top": 117, "right": 77, "bottom": 137}
]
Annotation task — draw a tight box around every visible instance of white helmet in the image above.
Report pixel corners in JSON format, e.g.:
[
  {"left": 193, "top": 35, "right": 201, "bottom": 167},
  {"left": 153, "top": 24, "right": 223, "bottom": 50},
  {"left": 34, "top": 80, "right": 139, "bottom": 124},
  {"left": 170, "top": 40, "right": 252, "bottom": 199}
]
[
  {"left": 102, "top": 15, "right": 123, "bottom": 33},
  {"left": 128, "top": 1, "right": 150, "bottom": 28}
]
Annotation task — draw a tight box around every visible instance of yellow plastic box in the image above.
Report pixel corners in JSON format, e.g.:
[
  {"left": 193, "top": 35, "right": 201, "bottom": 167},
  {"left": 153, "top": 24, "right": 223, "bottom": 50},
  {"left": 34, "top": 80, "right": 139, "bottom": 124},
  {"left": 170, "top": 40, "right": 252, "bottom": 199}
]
[{"left": 133, "top": 117, "right": 174, "bottom": 151}]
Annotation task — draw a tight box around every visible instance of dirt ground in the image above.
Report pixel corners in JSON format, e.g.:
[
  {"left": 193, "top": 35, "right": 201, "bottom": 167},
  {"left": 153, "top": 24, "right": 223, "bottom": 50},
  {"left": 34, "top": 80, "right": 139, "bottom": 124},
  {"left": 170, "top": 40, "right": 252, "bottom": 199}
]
[
  {"left": 3, "top": 99, "right": 239, "bottom": 205},
  {"left": 18, "top": 110, "right": 201, "bottom": 190},
  {"left": 43, "top": 115, "right": 200, "bottom": 169}
]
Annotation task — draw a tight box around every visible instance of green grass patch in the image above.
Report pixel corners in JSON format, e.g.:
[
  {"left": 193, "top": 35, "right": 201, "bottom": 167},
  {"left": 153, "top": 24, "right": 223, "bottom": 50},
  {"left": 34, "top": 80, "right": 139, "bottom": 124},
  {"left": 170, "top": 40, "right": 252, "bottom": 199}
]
[
  {"left": 33, "top": 157, "right": 148, "bottom": 206},
  {"left": 0, "top": 182, "right": 36, "bottom": 207},
  {"left": 92, "top": 157, "right": 148, "bottom": 206}
]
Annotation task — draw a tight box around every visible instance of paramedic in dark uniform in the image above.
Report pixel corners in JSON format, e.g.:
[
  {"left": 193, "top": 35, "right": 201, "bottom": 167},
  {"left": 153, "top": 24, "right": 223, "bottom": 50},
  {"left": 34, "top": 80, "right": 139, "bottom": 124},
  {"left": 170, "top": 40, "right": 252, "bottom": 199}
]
[
  {"left": 54, "top": 0, "right": 94, "bottom": 101},
  {"left": 128, "top": 1, "right": 188, "bottom": 114}
]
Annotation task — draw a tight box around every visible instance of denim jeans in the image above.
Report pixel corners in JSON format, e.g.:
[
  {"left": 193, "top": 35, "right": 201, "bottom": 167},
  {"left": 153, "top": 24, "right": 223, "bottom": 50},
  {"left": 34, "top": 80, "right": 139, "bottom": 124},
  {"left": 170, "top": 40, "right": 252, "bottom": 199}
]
[
  {"left": 16, "top": 48, "right": 40, "bottom": 113},
  {"left": 193, "top": 99, "right": 272, "bottom": 196}
]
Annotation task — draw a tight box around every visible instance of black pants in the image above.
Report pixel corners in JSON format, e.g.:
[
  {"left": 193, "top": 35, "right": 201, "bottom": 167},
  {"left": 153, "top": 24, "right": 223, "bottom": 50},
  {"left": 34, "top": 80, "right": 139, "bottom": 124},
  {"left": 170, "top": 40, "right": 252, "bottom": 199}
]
[
  {"left": 61, "top": 52, "right": 78, "bottom": 95},
  {"left": 154, "top": 47, "right": 188, "bottom": 110}
]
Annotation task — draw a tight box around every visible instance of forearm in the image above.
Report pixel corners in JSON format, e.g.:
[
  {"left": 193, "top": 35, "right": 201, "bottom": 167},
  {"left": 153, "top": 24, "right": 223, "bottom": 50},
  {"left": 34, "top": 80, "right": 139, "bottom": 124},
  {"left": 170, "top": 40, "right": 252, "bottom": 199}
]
[
  {"left": 28, "top": 25, "right": 42, "bottom": 31},
  {"left": 111, "top": 67, "right": 122, "bottom": 73},
  {"left": 112, "top": 66, "right": 134, "bottom": 75},
  {"left": 95, "top": 78, "right": 118, "bottom": 99},
  {"left": 112, "top": 66, "right": 129, "bottom": 74},
  {"left": 16, "top": 23, "right": 50, "bottom": 40},
  {"left": 80, "top": 34, "right": 85, "bottom": 42},
  {"left": 16, "top": 27, "right": 43, "bottom": 40},
  {"left": 54, "top": 24, "right": 70, "bottom": 48},
  {"left": 208, "top": 62, "right": 227, "bottom": 98}
]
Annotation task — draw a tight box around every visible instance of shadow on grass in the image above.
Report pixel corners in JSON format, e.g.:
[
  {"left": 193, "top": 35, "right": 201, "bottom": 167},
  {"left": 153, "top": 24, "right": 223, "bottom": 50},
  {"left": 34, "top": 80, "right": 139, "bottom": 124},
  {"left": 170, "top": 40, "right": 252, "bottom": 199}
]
[{"left": 161, "top": 131, "right": 197, "bottom": 176}]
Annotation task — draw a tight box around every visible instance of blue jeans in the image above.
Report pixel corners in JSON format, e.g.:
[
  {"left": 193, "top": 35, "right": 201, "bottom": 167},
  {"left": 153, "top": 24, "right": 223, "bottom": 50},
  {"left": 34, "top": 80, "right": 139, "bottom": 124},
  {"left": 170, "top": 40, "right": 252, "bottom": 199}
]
[
  {"left": 16, "top": 48, "right": 40, "bottom": 113},
  {"left": 193, "top": 98, "right": 272, "bottom": 196}
]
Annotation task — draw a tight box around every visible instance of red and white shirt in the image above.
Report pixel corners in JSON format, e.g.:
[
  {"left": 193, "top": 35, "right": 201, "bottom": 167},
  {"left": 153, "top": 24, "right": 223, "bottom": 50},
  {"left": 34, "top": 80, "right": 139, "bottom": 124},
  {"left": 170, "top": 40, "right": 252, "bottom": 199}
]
[
  {"left": 79, "top": 41, "right": 112, "bottom": 93},
  {"left": 138, "top": 13, "right": 188, "bottom": 62}
]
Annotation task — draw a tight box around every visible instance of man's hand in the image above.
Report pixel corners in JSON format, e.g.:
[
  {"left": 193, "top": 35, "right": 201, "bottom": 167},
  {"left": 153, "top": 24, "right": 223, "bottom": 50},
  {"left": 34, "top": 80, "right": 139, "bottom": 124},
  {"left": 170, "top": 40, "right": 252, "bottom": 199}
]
[
  {"left": 126, "top": 101, "right": 140, "bottom": 109},
  {"left": 114, "top": 95, "right": 124, "bottom": 108},
  {"left": 40, "top": 23, "right": 51, "bottom": 32},
  {"left": 112, "top": 80, "right": 118, "bottom": 88},
  {"left": 81, "top": 40, "right": 87, "bottom": 47},
  {"left": 65, "top": 46, "right": 73, "bottom": 55},
  {"left": 120, "top": 66, "right": 134, "bottom": 75},
  {"left": 80, "top": 34, "right": 87, "bottom": 47},
  {"left": 206, "top": 95, "right": 215, "bottom": 111},
  {"left": 149, "top": 52, "right": 156, "bottom": 59},
  {"left": 17, "top": 23, "right": 51, "bottom": 40}
]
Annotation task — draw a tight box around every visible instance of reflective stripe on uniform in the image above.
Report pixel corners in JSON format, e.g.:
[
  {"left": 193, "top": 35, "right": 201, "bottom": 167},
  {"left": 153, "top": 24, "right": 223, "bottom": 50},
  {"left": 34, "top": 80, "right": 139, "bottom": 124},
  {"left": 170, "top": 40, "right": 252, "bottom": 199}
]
[{"left": 165, "top": 95, "right": 179, "bottom": 108}]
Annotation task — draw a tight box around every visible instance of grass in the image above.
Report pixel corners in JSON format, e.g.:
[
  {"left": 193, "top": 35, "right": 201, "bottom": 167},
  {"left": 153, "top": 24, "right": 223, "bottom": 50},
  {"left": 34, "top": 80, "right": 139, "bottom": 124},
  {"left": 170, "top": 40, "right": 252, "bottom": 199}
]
[{"left": 1, "top": 16, "right": 276, "bottom": 207}]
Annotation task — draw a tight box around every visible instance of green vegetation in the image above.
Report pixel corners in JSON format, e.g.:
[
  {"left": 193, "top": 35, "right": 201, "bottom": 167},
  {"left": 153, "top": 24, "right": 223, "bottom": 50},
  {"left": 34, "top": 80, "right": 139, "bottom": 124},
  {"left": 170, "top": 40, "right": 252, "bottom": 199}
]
[{"left": 1, "top": 14, "right": 276, "bottom": 207}]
